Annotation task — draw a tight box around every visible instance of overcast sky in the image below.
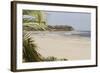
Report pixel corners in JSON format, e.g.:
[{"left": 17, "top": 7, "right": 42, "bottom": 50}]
[{"left": 45, "top": 11, "right": 91, "bottom": 31}]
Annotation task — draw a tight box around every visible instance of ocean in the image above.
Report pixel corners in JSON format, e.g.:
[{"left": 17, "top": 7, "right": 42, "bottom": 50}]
[{"left": 30, "top": 31, "right": 91, "bottom": 38}]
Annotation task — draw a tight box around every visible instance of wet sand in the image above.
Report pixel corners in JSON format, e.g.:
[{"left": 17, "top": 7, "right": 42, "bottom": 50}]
[{"left": 30, "top": 31, "right": 91, "bottom": 60}]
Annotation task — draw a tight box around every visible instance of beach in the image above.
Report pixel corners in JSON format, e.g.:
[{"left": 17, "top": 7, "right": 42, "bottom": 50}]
[{"left": 30, "top": 31, "right": 91, "bottom": 60}]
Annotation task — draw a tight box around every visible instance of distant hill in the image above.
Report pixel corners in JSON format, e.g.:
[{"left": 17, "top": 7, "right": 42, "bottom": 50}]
[{"left": 48, "top": 25, "right": 74, "bottom": 31}]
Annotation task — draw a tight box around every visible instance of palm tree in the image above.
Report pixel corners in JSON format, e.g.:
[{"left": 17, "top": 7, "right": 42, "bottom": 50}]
[
  {"left": 23, "top": 10, "right": 47, "bottom": 30},
  {"left": 23, "top": 10, "right": 42, "bottom": 23},
  {"left": 23, "top": 32, "right": 43, "bottom": 62},
  {"left": 22, "top": 10, "right": 47, "bottom": 62}
]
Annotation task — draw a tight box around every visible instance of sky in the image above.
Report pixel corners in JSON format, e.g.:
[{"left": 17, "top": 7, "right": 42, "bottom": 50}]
[{"left": 45, "top": 11, "right": 91, "bottom": 31}]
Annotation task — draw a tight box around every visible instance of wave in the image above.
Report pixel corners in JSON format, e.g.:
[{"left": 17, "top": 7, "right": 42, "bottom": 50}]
[{"left": 64, "top": 31, "right": 91, "bottom": 37}]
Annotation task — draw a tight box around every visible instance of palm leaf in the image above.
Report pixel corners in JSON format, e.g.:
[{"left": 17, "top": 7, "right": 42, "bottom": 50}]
[{"left": 23, "top": 32, "right": 43, "bottom": 62}]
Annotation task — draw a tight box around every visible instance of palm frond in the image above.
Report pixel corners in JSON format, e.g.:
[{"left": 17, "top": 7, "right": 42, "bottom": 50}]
[{"left": 23, "top": 32, "right": 43, "bottom": 62}]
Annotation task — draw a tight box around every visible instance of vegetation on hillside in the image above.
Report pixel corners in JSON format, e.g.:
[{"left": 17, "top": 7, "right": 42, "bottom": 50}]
[{"left": 48, "top": 25, "right": 74, "bottom": 31}]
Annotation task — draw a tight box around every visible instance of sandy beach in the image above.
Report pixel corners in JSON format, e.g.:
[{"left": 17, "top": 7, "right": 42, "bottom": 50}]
[{"left": 30, "top": 31, "right": 91, "bottom": 60}]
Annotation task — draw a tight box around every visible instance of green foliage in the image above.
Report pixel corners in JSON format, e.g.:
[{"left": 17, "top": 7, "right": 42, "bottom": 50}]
[
  {"left": 43, "top": 56, "right": 68, "bottom": 61},
  {"left": 23, "top": 10, "right": 42, "bottom": 23},
  {"left": 23, "top": 10, "right": 47, "bottom": 30},
  {"left": 44, "top": 56, "right": 58, "bottom": 61},
  {"left": 23, "top": 32, "right": 43, "bottom": 62},
  {"left": 23, "top": 23, "right": 48, "bottom": 31}
]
